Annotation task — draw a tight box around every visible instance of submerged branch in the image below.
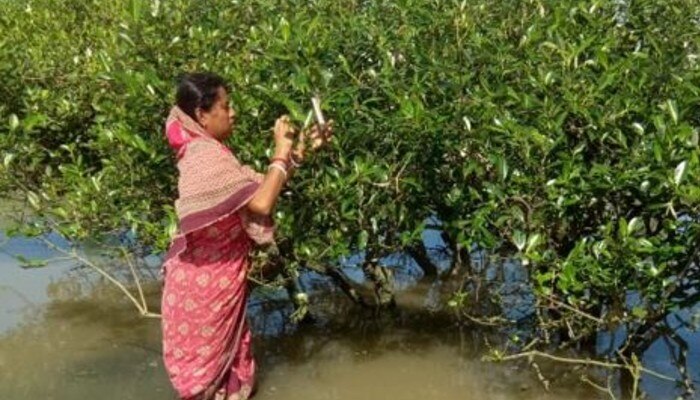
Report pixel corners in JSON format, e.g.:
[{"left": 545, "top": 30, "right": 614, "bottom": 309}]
[
  {"left": 39, "top": 236, "right": 160, "bottom": 318},
  {"left": 493, "top": 350, "right": 675, "bottom": 383},
  {"left": 545, "top": 296, "right": 604, "bottom": 325},
  {"left": 407, "top": 241, "right": 439, "bottom": 277},
  {"left": 122, "top": 247, "right": 148, "bottom": 314},
  {"left": 581, "top": 375, "right": 617, "bottom": 400},
  {"left": 304, "top": 261, "right": 370, "bottom": 307},
  {"left": 660, "top": 326, "right": 696, "bottom": 397},
  {"left": 661, "top": 235, "right": 700, "bottom": 303}
]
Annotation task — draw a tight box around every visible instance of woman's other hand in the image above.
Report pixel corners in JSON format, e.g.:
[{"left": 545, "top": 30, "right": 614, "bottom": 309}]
[
  {"left": 308, "top": 120, "right": 333, "bottom": 150},
  {"left": 292, "top": 120, "right": 334, "bottom": 164}
]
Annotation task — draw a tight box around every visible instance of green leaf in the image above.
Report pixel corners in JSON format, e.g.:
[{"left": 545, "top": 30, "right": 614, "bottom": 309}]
[
  {"left": 619, "top": 218, "right": 629, "bottom": 238},
  {"left": 666, "top": 99, "right": 678, "bottom": 124},
  {"left": 279, "top": 17, "right": 290, "bottom": 42},
  {"left": 26, "top": 191, "right": 40, "bottom": 209},
  {"left": 631, "top": 306, "right": 648, "bottom": 319},
  {"left": 674, "top": 160, "right": 687, "bottom": 185},
  {"left": 15, "top": 255, "right": 49, "bottom": 269},
  {"left": 358, "top": 230, "right": 368, "bottom": 249},
  {"left": 512, "top": 230, "right": 526, "bottom": 251},
  {"left": 8, "top": 114, "right": 19, "bottom": 131},
  {"left": 497, "top": 157, "right": 508, "bottom": 181},
  {"left": 129, "top": 0, "right": 142, "bottom": 21},
  {"left": 627, "top": 217, "right": 642, "bottom": 235},
  {"left": 3, "top": 153, "right": 14, "bottom": 167},
  {"left": 526, "top": 234, "right": 542, "bottom": 253},
  {"left": 638, "top": 239, "right": 653, "bottom": 248}
]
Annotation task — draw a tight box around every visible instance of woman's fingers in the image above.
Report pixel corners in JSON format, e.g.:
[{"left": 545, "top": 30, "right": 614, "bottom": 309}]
[
  {"left": 276, "top": 116, "right": 334, "bottom": 158},
  {"left": 295, "top": 128, "right": 307, "bottom": 154},
  {"left": 274, "top": 115, "right": 296, "bottom": 154},
  {"left": 310, "top": 128, "right": 323, "bottom": 149},
  {"left": 323, "top": 120, "right": 334, "bottom": 141},
  {"left": 273, "top": 115, "right": 286, "bottom": 135},
  {"left": 291, "top": 146, "right": 306, "bottom": 164},
  {"left": 308, "top": 120, "right": 334, "bottom": 150},
  {"left": 276, "top": 116, "right": 296, "bottom": 138},
  {"left": 295, "top": 125, "right": 306, "bottom": 141}
]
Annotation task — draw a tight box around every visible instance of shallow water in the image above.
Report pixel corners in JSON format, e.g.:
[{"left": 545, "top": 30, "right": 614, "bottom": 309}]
[
  {"left": 0, "top": 282, "right": 593, "bottom": 400},
  {"left": 1, "top": 227, "right": 698, "bottom": 399}
]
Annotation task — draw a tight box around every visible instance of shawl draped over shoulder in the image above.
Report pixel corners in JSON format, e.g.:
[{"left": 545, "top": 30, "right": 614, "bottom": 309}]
[{"left": 163, "top": 106, "right": 274, "bottom": 267}]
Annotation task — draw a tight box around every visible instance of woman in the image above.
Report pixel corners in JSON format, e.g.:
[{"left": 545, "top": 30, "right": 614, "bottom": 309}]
[{"left": 161, "top": 72, "right": 330, "bottom": 400}]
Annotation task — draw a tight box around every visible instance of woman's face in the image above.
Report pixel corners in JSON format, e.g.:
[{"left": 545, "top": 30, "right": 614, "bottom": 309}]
[{"left": 197, "top": 87, "right": 236, "bottom": 140}]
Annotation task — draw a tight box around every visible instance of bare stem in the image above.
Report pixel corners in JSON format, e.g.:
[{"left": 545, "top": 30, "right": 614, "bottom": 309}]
[
  {"left": 545, "top": 295, "right": 604, "bottom": 325},
  {"left": 121, "top": 247, "right": 149, "bottom": 315},
  {"left": 497, "top": 350, "right": 675, "bottom": 383},
  {"left": 581, "top": 375, "right": 617, "bottom": 400},
  {"left": 40, "top": 236, "right": 161, "bottom": 318}
]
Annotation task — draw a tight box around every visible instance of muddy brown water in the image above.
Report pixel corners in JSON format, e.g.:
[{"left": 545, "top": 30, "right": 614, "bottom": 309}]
[
  {"left": 1, "top": 225, "right": 698, "bottom": 399},
  {"left": 0, "top": 280, "right": 594, "bottom": 400}
]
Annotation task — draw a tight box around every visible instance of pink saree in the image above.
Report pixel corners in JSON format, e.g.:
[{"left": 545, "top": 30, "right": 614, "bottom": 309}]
[{"left": 161, "top": 107, "right": 274, "bottom": 400}]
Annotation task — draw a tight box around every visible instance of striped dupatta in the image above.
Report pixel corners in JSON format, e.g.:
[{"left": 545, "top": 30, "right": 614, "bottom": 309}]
[{"left": 163, "top": 106, "right": 274, "bottom": 268}]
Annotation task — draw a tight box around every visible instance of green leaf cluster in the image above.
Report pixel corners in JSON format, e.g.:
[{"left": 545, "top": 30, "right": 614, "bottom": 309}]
[{"left": 1, "top": 0, "right": 698, "bottom": 331}]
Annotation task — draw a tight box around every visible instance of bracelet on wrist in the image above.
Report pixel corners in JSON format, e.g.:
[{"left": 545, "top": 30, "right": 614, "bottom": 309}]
[
  {"left": 270, "top": 156, "right": 289, "bottom": 168},
  {"left": 268, "top": 161, "right": 288, "bottom": 178},
  {"left": 289, "top": 154, "right": 302, "bottom": 168}
]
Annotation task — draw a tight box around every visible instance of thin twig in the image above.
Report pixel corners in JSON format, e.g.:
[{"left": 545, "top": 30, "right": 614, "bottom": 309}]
[
  {"left": 460, "top": 311, "right": 510, "bottom": 327},
  {"left": 394, "top": 157, "right": 411, "bottom": 194},
  {"left": 247, "top": 274, "right": 287, "bottom": 288},
  {"left": 121, "top": 247, "right": 148, "bottom": 315},
  {"left": 546, "top": 295, "right": 604, "bottom": 325},
  {"left": 497, "top": 350, "right": 675, "bottom": 382},
  {"left": 581, "top": 375, "right": 617, "bottom": 400},
  {"left": 521, "top": 338, "right": 541, "bottom": 352},
  {"left": 662, "top": 327, "right": 696, "bottom": 397},
  {"left": 529, "top": 359, "right": 551, "bottom": 391},
  {"left": 40, "top": 236, "right": 148, "bottom": 316},
  {"left": 630, "top": 355, "right": 641, "bottom": 400}
]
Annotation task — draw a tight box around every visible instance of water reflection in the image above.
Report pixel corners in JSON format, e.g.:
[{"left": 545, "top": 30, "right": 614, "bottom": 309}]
[
  {"left": 0, "top": 230, "right": 75, "bottom": 333},
  {"left": 0, "top": 281, "right": 171, "bottom": 399},
  {"left": 1, "top": 228, "right": 698, "bottom": 399},
  {"left": 0, "top": 273, "right": 598, "bottom": 400}
]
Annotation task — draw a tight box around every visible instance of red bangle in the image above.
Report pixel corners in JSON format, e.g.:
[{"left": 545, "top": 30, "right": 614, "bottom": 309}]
[{"left": 270, "top": 157, "right": 289, "bottom": 168}]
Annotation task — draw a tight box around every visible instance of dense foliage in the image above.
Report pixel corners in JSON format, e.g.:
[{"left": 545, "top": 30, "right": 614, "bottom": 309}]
[{"left": 1, "top": 0, "right": 699, "bottom": 371}]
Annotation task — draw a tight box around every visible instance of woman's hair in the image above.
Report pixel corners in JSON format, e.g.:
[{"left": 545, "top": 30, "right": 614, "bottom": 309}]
[{"left": 176, "top": 72, "right": 229, "bottom": 122}]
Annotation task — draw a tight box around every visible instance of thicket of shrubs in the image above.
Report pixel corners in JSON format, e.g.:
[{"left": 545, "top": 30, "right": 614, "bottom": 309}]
[{"left": 1, "top": 0, "right": 698, "bottom": 372}]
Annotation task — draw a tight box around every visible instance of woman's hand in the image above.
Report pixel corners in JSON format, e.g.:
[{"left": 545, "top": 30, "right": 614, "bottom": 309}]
[
  {"left": 292, "top": 120, "right": 334, "bottom": 164},
  {"left": 249, "top": 115, "right": 297, "bottom": 216},
  {"left": 273, "top": 115, "right": 296, "bottom": 158},
  {"left": 309, "top": 120, "right": 334, "bottom": 150}
]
